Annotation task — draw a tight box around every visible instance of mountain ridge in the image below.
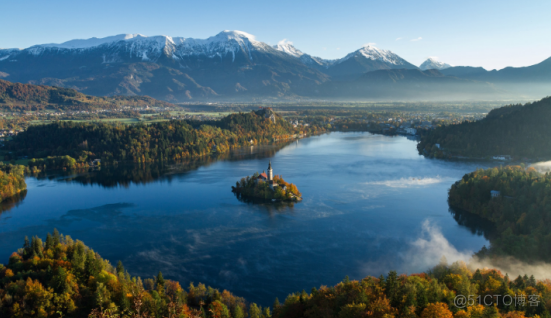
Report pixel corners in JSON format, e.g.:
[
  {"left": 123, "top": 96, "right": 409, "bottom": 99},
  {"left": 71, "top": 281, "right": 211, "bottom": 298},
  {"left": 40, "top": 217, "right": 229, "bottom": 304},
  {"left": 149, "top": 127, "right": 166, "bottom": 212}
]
[{"left": 1, "top": 30, "right": 550, "bottom": 101}]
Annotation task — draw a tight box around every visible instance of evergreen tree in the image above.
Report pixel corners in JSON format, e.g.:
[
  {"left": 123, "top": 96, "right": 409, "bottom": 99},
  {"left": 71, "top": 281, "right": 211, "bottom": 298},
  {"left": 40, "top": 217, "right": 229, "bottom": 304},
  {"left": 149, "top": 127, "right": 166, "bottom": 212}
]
[
  {"left": 386, "top": 271, "right": 399, "bottom": 307},
  {"left": 232, "top": 305, "right": 244, "bottom": 318},
  {"left": 249, "top": 303, "right": 262, "bottom": 318},
  {"left": 116, "top": 260, "right": 125, "bottom": 275},
  {"left": 53, "top": 228, "right": 61, "bottom": 246},
  {"left": 528, "top": 275, "right": 536, "bottom": 287},
  {"left": 45, "top": 233, "right": 54, "bottom": 250},
  {"left": 482, "top": 305, "right": 500, "bottom": 318},
  {"left": 156, "top": 271, "right": 166, "bottom": 293}
]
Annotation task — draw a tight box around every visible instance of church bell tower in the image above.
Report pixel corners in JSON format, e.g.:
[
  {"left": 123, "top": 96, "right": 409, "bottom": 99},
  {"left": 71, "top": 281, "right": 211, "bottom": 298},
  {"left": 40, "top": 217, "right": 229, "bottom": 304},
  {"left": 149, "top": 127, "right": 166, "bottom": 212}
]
[{"left": 268, "top": 161, "right": 273, "bottom": 181}]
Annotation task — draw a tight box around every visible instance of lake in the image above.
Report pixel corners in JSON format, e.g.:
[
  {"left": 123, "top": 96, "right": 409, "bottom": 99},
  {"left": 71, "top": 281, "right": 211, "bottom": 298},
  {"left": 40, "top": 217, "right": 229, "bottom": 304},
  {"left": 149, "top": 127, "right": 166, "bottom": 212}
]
[{"left": 0, "top": 132, "right": 494, "bottom": 306}]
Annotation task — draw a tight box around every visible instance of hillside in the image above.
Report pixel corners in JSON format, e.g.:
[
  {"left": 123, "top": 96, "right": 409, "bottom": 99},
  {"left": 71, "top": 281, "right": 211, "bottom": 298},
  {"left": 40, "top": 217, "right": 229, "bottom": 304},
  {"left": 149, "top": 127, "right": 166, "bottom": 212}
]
[
  {"left": 449, "top": 166, "right": 551, "bottom": 261},
  {"left": 418, "top": 96, "right": 551, "bottom": 159},
  {"left": 0, "top": 164, "right": 26, "bottom": 202},
  {"left": 0, "top": 79, "right": 176, "bottom": 111},
  {"left": 5, "top": 108, "right": 324, "bottom": 162}
]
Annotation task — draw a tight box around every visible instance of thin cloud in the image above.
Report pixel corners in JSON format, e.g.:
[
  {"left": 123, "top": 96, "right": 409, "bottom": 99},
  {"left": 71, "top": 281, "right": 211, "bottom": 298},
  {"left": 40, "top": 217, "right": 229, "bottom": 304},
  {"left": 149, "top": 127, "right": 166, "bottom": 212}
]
[
  {"left": 363, "top": 42, "right": 376, "bottom": 47},
  {"left": 411, "top": 37, "right": 423, "bottom": 42},
  {"left": 395, "top": 37, "right": 402, "bottom": 41},
  {"left": 336, "top": 48, "right": 341, "bottom": 50},
  {"left": 277, "top": 38, "right": 293, "bottom": 46}
]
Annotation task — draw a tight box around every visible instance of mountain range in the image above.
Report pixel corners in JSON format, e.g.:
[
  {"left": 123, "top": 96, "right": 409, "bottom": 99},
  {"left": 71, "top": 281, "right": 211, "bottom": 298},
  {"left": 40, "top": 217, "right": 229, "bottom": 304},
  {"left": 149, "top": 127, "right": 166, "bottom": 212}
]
[{"left": 1, "top": 30, "right": 549, "bottom": 102}]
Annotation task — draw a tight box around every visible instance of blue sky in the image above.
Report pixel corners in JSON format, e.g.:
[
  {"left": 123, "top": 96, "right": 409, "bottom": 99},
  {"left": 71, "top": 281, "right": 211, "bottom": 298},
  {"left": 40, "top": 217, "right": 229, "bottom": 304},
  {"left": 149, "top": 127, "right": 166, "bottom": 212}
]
[{"left": 1, "top": 0, "right": 550, "bottom": 70}]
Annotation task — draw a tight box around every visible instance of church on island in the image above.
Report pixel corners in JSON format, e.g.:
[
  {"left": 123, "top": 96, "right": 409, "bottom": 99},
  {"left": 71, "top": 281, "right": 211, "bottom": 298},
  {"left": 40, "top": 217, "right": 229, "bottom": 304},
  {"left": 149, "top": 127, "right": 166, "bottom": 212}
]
[
  {"left": 257, "top": 161, "right": 286, "bottom": 191},
  {"left": 231, "top": 160, "right": 301, "bottom": 202}
]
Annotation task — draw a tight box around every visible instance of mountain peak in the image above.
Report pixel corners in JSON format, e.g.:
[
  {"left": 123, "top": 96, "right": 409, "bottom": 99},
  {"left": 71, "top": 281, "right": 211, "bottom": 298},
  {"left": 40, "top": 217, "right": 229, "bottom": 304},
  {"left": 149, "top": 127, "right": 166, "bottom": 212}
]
[
  {"left": 337, "top": 44, "right": 411, "bottom": 67},
  {"left": 218, "top": 30, "right": 258, "bottom": 42},
  {"left": 273, "top": 40, "right": 304, "bottom": 58},
  {"left": 420, "top": 57, "right": 452, "bottom": 70},
  {"left": 197, "top": 30, "right": 261, "bottom": 47}
]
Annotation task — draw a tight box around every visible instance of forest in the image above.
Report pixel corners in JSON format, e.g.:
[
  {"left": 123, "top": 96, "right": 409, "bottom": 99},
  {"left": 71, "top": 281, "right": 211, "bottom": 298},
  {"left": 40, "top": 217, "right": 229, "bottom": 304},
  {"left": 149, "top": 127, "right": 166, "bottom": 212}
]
[
  {"left": 232, "top": 174, "right": 302, "bottom": 201},
  {"left": 0, "top": 79, "right": 176, "bottom": 111},
  {"left": 448, "top": 166, "right": 551, "bottom": 261},
  {"left": 1, "top": 231, "right": 551, "bottom": 318},
  {"left": 5, "top": 109, "right": 325, "bottom": 164},
  {"left": 417, "top": 97, "right": 551, "bottom": 159},
  {"left": 0, "top": 163, "right": 27, "bottom": 203}
]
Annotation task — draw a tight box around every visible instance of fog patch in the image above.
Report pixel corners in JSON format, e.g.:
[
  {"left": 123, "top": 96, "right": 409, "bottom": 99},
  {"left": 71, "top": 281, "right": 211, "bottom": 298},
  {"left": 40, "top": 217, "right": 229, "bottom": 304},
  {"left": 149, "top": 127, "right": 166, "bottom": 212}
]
[
  {"left": 396, "top": 220, "right": 551, "bottom": 279},
  {"left": 404, "top": 220, "right": 474, "bottom": 271},
  {"left": 364, "top": 177, "right": 445, "bottom": 188},
  {"left": 529, "top": 161, "right": 551, "bottom": 173}
]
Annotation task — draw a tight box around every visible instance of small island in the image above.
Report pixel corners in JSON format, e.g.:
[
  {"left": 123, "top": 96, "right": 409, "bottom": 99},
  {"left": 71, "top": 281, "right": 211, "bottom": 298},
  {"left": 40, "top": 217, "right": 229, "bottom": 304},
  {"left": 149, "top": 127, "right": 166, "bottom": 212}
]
[{"left": 232, "top": 161, "right": 302, "bottom": 202}]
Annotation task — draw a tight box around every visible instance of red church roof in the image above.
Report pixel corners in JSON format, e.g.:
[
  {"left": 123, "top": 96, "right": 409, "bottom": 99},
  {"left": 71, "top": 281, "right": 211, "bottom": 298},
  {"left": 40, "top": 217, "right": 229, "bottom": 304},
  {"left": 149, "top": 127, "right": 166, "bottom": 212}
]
[{"left": 259, "top": 173, "right": 267, "bottom": 180}]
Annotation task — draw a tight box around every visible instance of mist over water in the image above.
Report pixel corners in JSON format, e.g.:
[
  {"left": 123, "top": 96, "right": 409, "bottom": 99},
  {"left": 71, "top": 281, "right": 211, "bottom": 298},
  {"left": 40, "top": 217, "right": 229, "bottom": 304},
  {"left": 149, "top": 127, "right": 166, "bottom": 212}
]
[{"left": 0, "top": 132, "right": 501, "bottom": 305}]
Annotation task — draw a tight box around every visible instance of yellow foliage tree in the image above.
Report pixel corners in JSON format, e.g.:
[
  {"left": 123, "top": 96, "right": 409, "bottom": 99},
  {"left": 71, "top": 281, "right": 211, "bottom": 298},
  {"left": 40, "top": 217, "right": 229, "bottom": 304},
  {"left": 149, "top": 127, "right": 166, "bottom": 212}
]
[{"left": 421, "top": 302, "right": 453, "bottom": 318}]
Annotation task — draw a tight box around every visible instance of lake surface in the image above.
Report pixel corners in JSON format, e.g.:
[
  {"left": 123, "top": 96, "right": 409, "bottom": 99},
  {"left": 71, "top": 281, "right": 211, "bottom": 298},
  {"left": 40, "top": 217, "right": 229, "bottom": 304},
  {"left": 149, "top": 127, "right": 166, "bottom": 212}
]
[{"left": 0, "top": 132, "right": 495, "bottom": 306}]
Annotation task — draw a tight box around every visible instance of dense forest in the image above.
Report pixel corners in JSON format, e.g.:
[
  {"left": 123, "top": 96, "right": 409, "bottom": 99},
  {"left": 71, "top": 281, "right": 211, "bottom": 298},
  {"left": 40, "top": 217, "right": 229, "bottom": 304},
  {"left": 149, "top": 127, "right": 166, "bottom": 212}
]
[
  {"left": 417, "top": 97, "right": 551, "bottom": 159},
  {"left": 232, "top": 174, "right": 302, "bottom": 201},
  {"left": 0, "top": 79, "right": 176, "bottom": 111},
  {"left": 1, "top": 231, "right": 551, "bottom": 318},
  {"left": 0, "top": 163, "right": 27, "bottom": 202},
  {"left": 6, "top": 109, "right": 324, "bottom": 163},
  {"left": 448, "top": 166, "right": 551, "bottom": 261}
]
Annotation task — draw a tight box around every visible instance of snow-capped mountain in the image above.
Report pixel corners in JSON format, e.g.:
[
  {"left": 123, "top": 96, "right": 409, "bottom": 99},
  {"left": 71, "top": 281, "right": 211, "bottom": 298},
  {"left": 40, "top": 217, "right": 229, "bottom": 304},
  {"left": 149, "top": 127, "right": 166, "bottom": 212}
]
[
  {"left": 37, "top": 34, "right": 146, "bottom": 49},
  {"left": 273, "top": 42, "right": 417, "bottom": 77},
  {"left": 340, "top": 45, "right": 412, "bottom": 66},
  {"left": 273, "top": 40, "right": 335, "bottom": 69},
  {"left": 0, "top": 31, "right": 328, "bottom": 100},
  {"left": 273, "top": 40, "right": 303, "bottom": 58},
  {"left": 420, "top": 58, "right": 452, "bottom": 70},
  {"left": 1, "top": 30, "right": 544, "bottom": 101},
  {"left": 24, "top": 31, "right": 273, "bottom": 63},
  {"left": 0, "top": 48, "right": 21, "bottom": 62},
  {"left": 323, "top": 44, "right": 418, "bottom": 80}
]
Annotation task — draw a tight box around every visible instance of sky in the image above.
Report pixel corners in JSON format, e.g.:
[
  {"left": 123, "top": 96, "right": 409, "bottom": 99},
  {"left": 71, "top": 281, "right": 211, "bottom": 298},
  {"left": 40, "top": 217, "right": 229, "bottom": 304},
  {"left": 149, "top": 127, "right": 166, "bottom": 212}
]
[{"left": 1, "top": 0, "right": 550, "bottom": 70}]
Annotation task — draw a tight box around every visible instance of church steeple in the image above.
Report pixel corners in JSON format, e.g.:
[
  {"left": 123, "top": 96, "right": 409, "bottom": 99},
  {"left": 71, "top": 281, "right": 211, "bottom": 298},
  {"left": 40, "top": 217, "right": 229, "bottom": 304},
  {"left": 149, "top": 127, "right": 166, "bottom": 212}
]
[{"left": 268, "top": 161, "right": 273, "bottom": 181}]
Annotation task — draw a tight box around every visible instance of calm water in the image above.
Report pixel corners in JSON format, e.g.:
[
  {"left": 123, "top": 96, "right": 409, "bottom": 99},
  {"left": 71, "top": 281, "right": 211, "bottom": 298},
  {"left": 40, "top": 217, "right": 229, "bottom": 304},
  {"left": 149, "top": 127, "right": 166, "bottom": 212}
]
[{"left": 0, "top": 132, "right": 494, "bottom": 306}]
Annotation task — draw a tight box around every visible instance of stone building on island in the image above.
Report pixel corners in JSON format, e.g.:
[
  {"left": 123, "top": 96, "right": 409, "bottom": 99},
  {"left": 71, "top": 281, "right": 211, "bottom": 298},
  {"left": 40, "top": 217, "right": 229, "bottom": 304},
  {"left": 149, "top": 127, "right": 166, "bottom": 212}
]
[{"left": 257, "top": 161, "right": 286, "bottom": 191}]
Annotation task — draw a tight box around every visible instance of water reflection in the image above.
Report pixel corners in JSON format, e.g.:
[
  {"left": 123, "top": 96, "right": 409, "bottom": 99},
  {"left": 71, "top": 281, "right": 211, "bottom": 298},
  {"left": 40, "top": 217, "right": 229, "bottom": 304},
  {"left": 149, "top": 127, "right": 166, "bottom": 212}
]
[
  {"left": 233, "top": 192, "right": 297, "bottom": 213},
  {"left": 448, "top": 207, "right": 496, "bottom": 240},
  {"left": 33, "top": 141, "right": 297, "bottom": 188},
  {"left": 0, "top": 190, "right": 27, "bottom": 214}
]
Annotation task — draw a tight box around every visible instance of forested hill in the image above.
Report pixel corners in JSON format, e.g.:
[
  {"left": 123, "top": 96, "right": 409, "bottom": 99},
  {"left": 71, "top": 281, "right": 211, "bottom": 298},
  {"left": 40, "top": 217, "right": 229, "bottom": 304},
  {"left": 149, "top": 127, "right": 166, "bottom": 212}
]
[
  {"left": 0, "top": 79, "right": 176, "bottom": 111},
  {"left": 448, "top": 166, "right": 551, "bottom": 262},
  {"left": 6, "top": 109, "right": 324, "bottom": 162},
  {"left": 1, "top": 230, "right": 551, "bottom": 318},
  {"left": 417, "top": 96, "right": 551, "bottom": 159},
  {"left": 0, "top": 164, "right": 26, "bottom": 202}
]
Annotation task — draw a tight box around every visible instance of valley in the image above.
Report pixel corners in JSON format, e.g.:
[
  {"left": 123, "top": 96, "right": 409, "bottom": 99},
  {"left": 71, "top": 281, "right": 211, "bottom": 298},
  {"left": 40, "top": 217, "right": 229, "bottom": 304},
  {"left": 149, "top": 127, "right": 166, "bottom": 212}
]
[{"left": 2, "top": 5, "right": 551, "bottom": 317}]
